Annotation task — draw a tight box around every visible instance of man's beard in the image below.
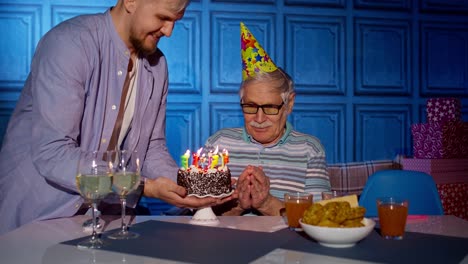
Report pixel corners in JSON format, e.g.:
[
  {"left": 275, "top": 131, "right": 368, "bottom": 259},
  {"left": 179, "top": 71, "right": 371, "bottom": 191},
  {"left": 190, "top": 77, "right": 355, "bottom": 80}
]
[{"left": 130, "top": 35, "right": 157, "bottom": 56}]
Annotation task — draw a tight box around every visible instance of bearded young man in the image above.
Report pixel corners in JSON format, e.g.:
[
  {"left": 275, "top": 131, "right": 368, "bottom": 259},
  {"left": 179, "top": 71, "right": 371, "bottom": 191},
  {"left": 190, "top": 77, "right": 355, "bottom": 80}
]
[{"left": 0, "top": 0, "right": 231, "bottom": 235}]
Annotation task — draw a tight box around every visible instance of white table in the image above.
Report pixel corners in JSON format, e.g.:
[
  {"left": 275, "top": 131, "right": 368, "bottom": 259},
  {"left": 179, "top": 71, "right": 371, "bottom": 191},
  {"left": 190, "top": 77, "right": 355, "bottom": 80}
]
[{"left": 0, "top": 215, "right": 467, "bottom": 264}]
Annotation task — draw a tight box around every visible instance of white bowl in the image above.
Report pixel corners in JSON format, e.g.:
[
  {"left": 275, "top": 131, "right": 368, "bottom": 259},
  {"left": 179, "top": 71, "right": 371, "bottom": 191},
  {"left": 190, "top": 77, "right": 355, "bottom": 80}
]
[{"left": 299, "top": 218, "right": 376, "bottom": 248}]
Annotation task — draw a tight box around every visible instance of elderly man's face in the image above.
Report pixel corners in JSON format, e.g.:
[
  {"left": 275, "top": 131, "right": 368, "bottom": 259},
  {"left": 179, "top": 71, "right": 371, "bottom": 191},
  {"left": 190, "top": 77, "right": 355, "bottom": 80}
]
[{"left": 241, "top": 81, "right": 293, "bottom": 146}]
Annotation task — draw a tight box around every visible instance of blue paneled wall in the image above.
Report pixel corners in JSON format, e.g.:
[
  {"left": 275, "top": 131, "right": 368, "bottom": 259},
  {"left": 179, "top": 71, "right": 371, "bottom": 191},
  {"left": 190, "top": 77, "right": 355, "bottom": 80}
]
[{"left": 1, "top": 0, "right": 467, "bottom": 214}]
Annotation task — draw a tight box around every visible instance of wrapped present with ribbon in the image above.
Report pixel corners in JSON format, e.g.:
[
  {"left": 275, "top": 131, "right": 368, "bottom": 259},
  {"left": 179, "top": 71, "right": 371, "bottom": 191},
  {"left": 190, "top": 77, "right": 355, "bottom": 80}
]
[
  {"left": 411, "top": 120, "right": 468, "bottom": 158},
  {"left": 436, "top": 182, "right": 468, "bottom": 221},
  {"left": 426, "top": 97, "right": 462, "bottom": 124},
  {"left": 401, "top": 157, "right": 468, "bottom": 184}
]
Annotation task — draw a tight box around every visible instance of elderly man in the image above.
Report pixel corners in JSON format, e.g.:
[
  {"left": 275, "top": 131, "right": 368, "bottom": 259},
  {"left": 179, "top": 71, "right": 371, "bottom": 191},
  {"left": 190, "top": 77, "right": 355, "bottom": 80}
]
[
  {"left": 207, "top": 23, "right": 331, "bottom": 216},
  {"left": 0, "top": 0, "right": 230, "bottom": 235}
]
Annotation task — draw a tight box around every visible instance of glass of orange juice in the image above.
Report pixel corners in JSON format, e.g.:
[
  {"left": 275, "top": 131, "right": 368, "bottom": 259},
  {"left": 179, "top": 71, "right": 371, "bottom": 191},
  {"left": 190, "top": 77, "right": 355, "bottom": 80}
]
[
  {"left": 377, "top": 197, "right": 409, "bottom": 240},
  {"left": 284, "top": 192, "right": 313, "bottom": 231}
]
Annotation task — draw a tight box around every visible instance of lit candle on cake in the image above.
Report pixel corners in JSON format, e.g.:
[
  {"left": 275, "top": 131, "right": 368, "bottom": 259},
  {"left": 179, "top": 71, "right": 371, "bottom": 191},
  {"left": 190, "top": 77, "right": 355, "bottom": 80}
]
[
  {"left": 192, "top": 147, "right": 202, "bottom": 167},
  {"left": 222, "top": 149, "right": 229, "bottom": 167},
  {"left": 211, "top": 146, "right": 219, "bottom": 169},
  {"left": 181, "top": 149, "right": 190, "bottom": 169},
  {"left": 207, "top": 150, "right": 213, "bottom": 169},
  {"left": 200, "top": 153, "right": 207, "bottom": 170}
]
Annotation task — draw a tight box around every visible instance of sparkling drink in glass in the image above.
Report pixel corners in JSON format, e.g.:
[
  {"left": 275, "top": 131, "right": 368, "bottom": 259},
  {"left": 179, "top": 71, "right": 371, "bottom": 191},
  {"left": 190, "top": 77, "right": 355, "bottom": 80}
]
[
  {"left": 75, "top": 150, "right": 114, "bottom": 249},
  {"left": 108, "top": 150, "right": 141, "bottom": 240}
]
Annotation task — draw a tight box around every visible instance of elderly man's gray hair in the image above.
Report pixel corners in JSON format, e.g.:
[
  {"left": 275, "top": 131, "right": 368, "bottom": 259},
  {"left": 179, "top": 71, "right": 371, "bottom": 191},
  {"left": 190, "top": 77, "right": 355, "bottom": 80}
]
[{"left": 239, "top": 67, "right": 294, "bottom": 104}]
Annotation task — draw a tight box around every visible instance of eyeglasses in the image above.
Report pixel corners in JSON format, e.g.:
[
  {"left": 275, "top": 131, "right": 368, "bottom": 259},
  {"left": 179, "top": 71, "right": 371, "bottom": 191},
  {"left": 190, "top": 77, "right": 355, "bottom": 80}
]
[{"left": 240, "top": 101, "right": 285, "bottom": 115}]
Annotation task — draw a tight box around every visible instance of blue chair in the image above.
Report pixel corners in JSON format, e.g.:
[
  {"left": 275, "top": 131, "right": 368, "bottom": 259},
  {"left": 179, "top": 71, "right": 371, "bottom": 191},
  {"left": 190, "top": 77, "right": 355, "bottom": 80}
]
[{"left": 358, "top": 170, "right": 444, "bottom": 217}]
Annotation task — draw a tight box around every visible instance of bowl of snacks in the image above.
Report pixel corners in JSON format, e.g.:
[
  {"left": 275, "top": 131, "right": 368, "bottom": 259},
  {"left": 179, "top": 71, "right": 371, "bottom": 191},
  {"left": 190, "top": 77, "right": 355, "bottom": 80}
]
[{"left": 299, "top": 196, "right": 376, "bottom": 248}]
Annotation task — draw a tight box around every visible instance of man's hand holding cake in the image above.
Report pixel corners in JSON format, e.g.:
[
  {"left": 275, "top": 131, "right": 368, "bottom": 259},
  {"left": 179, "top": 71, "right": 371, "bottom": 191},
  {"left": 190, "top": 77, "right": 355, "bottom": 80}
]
[
  {"left": 143, "top": 147, "right": 236, "bottom": 211},
  {"left": 143, "top": 177, "right": 232, "bottom": 209}
]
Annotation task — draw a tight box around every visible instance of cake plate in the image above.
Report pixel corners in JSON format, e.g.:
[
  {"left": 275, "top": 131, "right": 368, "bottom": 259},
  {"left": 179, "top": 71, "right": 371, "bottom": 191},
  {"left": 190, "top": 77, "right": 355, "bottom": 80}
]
[{"left": 188, "top": 191, "right": 234, "bottom": 226}]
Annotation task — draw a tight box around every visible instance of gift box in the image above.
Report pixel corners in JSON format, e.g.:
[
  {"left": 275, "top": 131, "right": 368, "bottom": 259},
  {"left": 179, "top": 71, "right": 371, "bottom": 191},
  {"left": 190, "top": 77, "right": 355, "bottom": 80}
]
[
  {"left": 436, "top": 182, "right": 468, "bottom": 221},
  {"left": 411, "top": 121, "right": 468, "bottom": 158},
  {"left": 401, "top": 157, "right": 468, "bottom": 184},
  {"left": 426, "top": 97, "right": 462, "bottom": 124}
]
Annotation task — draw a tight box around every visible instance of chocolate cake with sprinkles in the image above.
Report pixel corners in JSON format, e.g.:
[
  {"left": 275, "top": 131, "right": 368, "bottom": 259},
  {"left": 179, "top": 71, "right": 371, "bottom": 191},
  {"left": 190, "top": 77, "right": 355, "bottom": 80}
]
[
  {"left": 177, "top": 166, "right": 231, "bottom": 196},
  {"left": 177, "top": 148, "right": 231, "bottom": 196}
]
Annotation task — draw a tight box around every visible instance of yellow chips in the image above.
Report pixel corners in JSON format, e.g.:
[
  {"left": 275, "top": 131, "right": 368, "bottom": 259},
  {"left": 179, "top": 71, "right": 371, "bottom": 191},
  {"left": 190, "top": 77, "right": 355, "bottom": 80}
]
[
  {"left": 315, "top": 194, "right": 359, "bottom": 207},
  {"left": 302, "top": 201, "right": 366, "bottom": 228}
]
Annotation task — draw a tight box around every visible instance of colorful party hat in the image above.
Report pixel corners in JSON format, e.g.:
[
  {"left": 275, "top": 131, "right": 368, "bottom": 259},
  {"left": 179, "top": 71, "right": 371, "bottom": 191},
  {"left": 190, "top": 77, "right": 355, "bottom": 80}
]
[{"left": 240, "top": 22, "right": 277, "bottom": 80}]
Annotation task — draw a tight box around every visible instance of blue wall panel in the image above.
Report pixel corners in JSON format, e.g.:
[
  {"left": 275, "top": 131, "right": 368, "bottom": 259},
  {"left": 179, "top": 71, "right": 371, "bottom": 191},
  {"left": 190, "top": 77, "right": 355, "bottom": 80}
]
[
  {"left": 354, "top": 0, "right": 411, "bottom": 10},
  {"left": 0, "top": 4, "right": 40, "bottom": 84},
  {"left": 166, "top": 103, "right": 202, "bottom": 163},
  {"left": 210, "top": 102, "right": 244, "bottom": 135},
  {"left": 213, "top": 0, "right": 274, "bottom": 4},
  {"left": 52, "top": 5, "right": 109, "bottom": 26},
  {"left": 420, "top": 22, "right": 468, "bottom": 96},
  {"left": 159, "top": 12, "right": 201, "bottom": 93},
  {"left": 285, "top": 0, "right": 345, "bottom": 8},
  {"left": 355, "top": 18, "right": 411, "bottom": 95},
  {"left": 291, "top": 103, "right": 345, "bottom": 163},
  {"left": 285, "top": 15, "right": 345, "bottom": 95},
  {"left": 355, "top": 104, "right": 412, "bottom": 161},
  {"left": 420, "top": 0, "right": 468, "bottom": 12}
]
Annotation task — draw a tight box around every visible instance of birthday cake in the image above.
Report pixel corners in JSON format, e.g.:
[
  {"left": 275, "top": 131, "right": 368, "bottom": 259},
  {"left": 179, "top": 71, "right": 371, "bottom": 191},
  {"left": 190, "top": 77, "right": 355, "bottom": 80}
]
[{"left": 177, "top": 148, "right": 232, "bottom": 197}]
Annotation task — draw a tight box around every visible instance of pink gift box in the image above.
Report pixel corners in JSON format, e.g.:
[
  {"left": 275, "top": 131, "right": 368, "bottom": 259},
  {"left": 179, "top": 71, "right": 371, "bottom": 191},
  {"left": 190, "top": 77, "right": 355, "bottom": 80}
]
[
  {"left": 411, "top": 121, "right": 468, "bottom": 158},
  {"left": 426, "top": 97, "right": 462, "bottom": 123},
  {"left": 436, "top": 183, "right": 468, "bottom": 221},
  {"left": 401, "top": 157, "right": 468, "bottom": 184}
]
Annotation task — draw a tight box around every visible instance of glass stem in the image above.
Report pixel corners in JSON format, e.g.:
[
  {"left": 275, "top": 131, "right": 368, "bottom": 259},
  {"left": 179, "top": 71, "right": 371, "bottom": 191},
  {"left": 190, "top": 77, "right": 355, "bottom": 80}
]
[
  {"left": 120, "top": 197, "right": 127, "bottom": 233},
  {"left": 91, "top": 202, "right": 98, "bottom": 241}
]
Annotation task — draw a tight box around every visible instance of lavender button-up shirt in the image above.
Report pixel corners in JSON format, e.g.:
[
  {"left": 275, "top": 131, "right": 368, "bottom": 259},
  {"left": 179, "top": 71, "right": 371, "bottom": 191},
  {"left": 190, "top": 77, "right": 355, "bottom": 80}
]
[{"left": 0, "top": 9, "right": 178, "bottom": 235}]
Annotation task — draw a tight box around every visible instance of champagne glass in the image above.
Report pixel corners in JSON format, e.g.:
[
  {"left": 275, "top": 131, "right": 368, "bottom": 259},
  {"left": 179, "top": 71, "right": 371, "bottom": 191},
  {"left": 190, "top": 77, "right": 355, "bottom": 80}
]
[
  {"left": 108, "top": 150, "right": 141, "bottom": 239},
  {"left": 82, "top": 206, "right": 102, "bottom": 230},
  {"left": 75, "top": 150, "right": 114, "bottom": 249}
]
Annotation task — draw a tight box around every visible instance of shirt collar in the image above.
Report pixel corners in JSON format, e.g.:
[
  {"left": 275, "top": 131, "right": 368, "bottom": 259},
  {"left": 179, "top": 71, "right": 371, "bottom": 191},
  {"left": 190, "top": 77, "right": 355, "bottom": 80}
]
[
  {"left": 106, "top": 9, "right": 130, "bottom": 61},
  {"left": 242, "top": 121, "right": 292, "bottom": 147}
]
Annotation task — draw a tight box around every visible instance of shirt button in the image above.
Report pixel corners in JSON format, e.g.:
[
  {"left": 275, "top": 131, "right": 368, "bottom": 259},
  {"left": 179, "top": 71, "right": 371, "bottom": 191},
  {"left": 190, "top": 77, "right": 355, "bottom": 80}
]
[
  {"left": 101, "top": 138, "right": 107, "bottom": 143},
  {"left": 118, "top": 70, "right": 123, "bottom": 76},
  {"left": 75, "top": 204, "right": 80, "bottom": 208},
  {"left": 112, "top": 105, "right": 117, "bottom": 110},
  {"left": 125, "top": 51, "right": 129, "bottom": 56}
]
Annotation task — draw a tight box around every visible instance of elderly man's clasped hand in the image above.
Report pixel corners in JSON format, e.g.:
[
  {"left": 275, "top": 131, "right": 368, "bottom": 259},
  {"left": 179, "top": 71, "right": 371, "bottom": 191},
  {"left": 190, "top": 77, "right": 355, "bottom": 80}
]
[{"left": 231, "top": 165, "right": 282, "bottom": 216}]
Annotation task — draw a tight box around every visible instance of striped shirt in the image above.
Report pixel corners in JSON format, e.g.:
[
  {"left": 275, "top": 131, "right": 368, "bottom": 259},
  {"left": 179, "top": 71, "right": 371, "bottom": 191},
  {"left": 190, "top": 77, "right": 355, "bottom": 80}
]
[{"left": 205, "top": 122, "right": 331, "bottom": 202}]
